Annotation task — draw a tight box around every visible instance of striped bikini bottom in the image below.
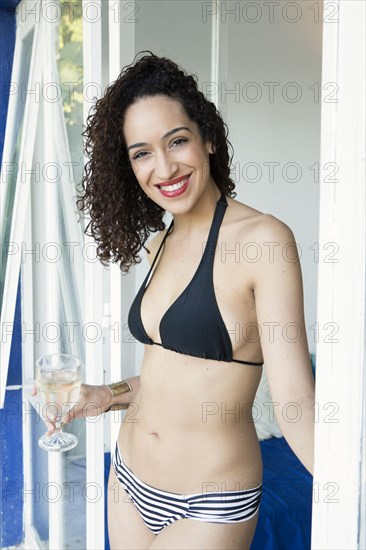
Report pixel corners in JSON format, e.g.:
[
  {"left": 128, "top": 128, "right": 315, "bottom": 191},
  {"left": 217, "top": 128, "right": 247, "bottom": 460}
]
[{"left": 112, "top": 442, "right": 262, "bottom": 535}]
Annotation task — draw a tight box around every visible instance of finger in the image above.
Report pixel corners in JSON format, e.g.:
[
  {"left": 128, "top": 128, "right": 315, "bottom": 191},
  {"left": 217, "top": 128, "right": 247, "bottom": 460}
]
[
  {"left": 61, "top": 410, "right": 74, "bottom": 425},
  {"left": 45, "top": 420, "right": 56, "bottom": 437},
  {"left": 31, "top": 385, "right": 37, "bottom": 396},
  {"left": 61, "top": 402, "right": 84, "bottom": 424},
  {"left": 62, "top": 400, "right": 102, "bottom": 424}
]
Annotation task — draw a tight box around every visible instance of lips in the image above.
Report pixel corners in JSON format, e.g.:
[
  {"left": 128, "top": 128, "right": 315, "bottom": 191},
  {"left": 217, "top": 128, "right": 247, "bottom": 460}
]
[{"left": 155, "top": 174, "right": 191, "bottom": 198}]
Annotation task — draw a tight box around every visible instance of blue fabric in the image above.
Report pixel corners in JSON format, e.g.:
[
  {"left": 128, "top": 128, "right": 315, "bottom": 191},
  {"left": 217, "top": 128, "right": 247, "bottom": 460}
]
[
  {"left": 0, "top": 4, "right": 23, "bottom": 542},
  {"left": 0, "top": 5, "right": 17, "bottom": 165},
  {"left": 105, "top": 452, "right": 111, "bottom": 550},
  {"left": 0, "top": 389, "right": 23, "bottom": 547},
  {"left": 252, "top": 437, "right": 313, "bottom": 549},
  {"left": 7, "top": 276, "right": 22, "bottom": 385}
]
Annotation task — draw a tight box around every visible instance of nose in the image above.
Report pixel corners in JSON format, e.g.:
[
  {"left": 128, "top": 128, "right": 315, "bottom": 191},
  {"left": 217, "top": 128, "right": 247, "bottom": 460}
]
[{"left": 154, "top": 150, "right": 179, "bottom": 182}]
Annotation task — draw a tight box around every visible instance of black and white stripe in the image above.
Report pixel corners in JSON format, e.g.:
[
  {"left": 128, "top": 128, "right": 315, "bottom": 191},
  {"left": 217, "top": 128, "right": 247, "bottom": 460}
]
[{"left": 112, "top": 443, "right": 262, "bottom": 535}]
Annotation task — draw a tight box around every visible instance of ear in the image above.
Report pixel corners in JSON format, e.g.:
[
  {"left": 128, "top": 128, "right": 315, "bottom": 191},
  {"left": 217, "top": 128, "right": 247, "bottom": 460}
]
[{"left": 206, "top": 141, "right": 214, "bottom": 154}]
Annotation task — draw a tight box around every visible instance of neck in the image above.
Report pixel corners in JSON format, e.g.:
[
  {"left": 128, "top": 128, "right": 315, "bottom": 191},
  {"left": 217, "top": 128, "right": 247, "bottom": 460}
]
[{"left": 171, "top": 184, "right": 222, "bottom": 236}]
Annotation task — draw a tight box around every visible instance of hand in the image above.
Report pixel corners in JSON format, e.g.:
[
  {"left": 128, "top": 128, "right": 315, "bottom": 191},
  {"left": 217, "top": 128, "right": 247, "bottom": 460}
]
[
  {"left": 31, "top": 384, "right": 56, "bottom": 436},
  {"left": 31, "top": 383, "right": 112, "bottom": 436}
]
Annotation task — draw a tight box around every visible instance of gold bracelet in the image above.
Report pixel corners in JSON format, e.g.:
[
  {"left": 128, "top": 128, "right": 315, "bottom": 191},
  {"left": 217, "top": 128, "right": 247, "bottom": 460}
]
[
  {"left": 105, "top": 379, "right": 132, "bottom": 396},
  {"left": 104, "top": 379, "right": 132, "bottom": 412}
]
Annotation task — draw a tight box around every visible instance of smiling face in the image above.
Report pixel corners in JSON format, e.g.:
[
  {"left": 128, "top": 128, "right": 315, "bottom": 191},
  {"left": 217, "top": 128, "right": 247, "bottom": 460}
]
[{"left": 123, "top": 95, "right": 216, "bottom": 213}]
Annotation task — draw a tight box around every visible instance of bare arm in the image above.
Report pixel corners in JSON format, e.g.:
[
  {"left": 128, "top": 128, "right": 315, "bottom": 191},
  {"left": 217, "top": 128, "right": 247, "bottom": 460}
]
[
  {"left": 253, "top": 216, "right": 315, "bottom": 474},
  {"left": 70, "top": 375, "right": 141, "bottom": 418},
  {"left": 32, "top": 375, "right": 141, "bottom": 435}
]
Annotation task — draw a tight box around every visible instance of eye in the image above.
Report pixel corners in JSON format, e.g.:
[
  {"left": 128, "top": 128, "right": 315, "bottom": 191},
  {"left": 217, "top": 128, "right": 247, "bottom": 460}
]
[
  {"left": 171, "top": 137, "right": 188, "bottom": 148},
  {"left": 132, "top": 150, "right": 148, "bottom": 160}
]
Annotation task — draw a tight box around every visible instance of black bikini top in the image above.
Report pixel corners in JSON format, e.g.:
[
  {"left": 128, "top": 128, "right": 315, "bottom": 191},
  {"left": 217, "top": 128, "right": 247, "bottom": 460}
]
[{"left": 128, "top": 192, "right": 264, "bottom": 366}]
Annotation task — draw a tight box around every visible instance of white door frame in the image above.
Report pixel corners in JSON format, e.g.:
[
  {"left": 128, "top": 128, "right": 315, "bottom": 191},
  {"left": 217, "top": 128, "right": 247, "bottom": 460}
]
[{"left": 311, "top": 1, "right": 365, "bottom": 548}]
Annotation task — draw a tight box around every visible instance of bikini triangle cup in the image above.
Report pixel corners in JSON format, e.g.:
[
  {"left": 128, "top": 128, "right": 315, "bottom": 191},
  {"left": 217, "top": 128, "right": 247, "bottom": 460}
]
[{"left": 128, "top": 192, "right": 264, "bottom": 366}]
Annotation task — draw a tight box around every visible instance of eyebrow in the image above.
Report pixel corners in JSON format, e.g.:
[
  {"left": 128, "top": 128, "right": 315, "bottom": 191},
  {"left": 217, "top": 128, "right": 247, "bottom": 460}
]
[{"left": 127, "top": 126, "right": 192, "bottom": 152}]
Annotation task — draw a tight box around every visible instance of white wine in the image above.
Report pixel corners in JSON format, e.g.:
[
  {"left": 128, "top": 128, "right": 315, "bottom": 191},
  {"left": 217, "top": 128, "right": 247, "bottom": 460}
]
[
  {"left": 35, "top": 353, "right": 82, "bottom": 452},
  {"left": 35, "top": 366, "right": 81, "bottom": 420}
]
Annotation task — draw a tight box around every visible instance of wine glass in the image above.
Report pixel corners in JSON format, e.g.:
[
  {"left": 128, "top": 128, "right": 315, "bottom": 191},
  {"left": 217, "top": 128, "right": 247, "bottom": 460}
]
[{"left": 35, "top": 353, "right": 81, "bottom": 452}]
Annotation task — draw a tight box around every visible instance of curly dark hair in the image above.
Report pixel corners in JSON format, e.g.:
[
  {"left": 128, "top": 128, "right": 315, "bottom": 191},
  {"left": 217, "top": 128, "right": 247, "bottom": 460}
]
[{"left": 77, "top": 51, "right": 237, "bottom": 273}]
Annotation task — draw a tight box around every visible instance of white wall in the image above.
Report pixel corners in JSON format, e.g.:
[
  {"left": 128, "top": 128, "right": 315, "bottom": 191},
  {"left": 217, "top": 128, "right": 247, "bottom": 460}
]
[
  {"left": 134, "top": 0, "right": 212, "bottom": 83},
  {"left": 218, "top": 2, "right": 322, "bottom": 353}
]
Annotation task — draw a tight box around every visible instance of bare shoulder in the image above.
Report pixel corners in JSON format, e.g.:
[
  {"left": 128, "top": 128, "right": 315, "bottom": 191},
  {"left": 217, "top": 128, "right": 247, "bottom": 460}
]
[
  {"left": 144, "top": 225, "right": 170, "bottom": 266},
  {"left": 225, "top": 198, "right": 299, "bottom": 292},
  {"left": 227, "top": 196, "right": 296, "bottom": 245}
]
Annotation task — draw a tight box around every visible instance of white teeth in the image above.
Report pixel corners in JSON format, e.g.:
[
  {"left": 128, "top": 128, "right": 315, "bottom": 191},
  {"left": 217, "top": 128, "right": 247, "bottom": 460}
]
[{"left": 160, "top": 177, "right": 188, "bottom": 192}]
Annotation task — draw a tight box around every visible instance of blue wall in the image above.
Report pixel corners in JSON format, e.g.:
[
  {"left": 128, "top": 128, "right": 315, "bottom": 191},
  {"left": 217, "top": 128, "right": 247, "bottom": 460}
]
[{"left": 0, "top": 1, "right": 24, "bottom": 547}]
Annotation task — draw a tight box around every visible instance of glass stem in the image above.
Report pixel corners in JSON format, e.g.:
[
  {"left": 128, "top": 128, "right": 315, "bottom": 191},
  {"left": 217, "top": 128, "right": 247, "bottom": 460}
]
[{"left": 55, "top": 418, "right": 63, "bottom": 432}]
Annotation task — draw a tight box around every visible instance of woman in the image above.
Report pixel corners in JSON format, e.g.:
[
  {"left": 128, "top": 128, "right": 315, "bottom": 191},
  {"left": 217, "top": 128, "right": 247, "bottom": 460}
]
[{"left": 44, "top": 52, "right": 315, "bottom": 549}]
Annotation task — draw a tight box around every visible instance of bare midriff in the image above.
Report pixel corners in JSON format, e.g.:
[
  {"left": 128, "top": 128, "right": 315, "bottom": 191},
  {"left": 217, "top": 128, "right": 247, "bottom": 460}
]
[{"left": 118, "top": 344, "right": 263, "bottom": 495}]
